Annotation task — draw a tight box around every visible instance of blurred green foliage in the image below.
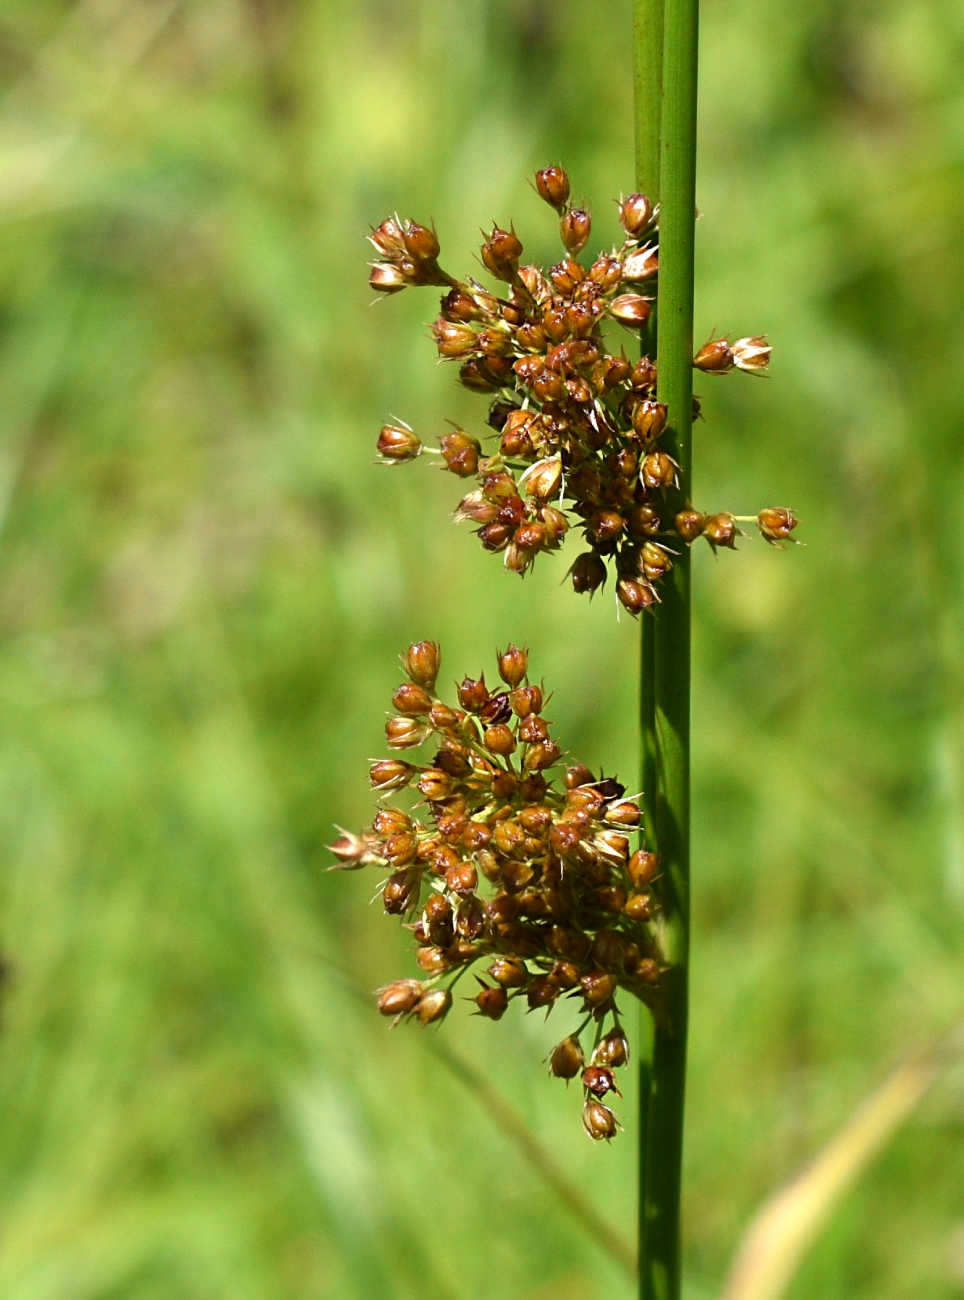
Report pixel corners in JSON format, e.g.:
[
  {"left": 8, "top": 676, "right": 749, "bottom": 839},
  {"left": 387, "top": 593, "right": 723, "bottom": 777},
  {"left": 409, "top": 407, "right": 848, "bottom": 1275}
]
[{"left": 0, "top": 1, "right": 963, "bottom": 1297}]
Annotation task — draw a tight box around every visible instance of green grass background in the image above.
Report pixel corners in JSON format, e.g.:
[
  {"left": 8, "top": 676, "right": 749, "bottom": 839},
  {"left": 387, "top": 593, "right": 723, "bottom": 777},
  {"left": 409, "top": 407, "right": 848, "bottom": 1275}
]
[{"left": 0, "top": 0, "right": 963, "bottom": 1296}]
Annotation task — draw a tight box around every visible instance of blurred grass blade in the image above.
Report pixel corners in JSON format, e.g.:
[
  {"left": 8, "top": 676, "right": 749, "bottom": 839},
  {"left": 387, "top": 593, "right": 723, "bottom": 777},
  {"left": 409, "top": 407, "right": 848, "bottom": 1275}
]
[{"left": 719, "top": 1022, "right": 964, "bottom": 1300}]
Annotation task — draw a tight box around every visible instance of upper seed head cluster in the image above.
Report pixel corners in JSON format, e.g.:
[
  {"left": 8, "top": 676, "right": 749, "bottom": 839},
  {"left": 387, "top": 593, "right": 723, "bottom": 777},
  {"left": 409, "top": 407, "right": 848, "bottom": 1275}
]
[{"left": 369, "top": 165, "right": 798, "bottom": 614}]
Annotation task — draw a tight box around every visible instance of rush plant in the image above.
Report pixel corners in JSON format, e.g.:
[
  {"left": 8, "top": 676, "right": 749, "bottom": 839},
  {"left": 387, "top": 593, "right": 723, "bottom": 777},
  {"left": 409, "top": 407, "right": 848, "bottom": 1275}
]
[{"left": 335, "top": 1, "right": 796, "bottom": 1296}]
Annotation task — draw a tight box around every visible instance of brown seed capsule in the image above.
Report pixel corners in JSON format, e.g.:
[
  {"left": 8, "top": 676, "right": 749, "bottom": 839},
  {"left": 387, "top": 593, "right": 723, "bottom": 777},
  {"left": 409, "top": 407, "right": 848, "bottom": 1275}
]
[
  {"left": 595, "top": 830, "right": 630, "bottom": 863},
  {"left": 693, "top": 337, "right": 734, "bottom": 373},
  {"left": 432, "top": 318, "right": 478, "bottom": 358},
  {"left": 462, "top": 822, "right": 492, "bottom": 852},
  {"left": 624, "top": 891, "right": 653, "bottom": 921},
  {"left": 370, "top": 216, "right": 406, "bottom": 258},
  {"left": 582, "top": 1065, "right": 619, "bottom": 1097},
  {"left": 521, "top": 456, "right": 563, "bottom": 501},
  {"left": 703, "top": 512, "right": 738, "bottom": 550},
  {"left": 582, "top": 1098, "right": 618, "bottom": 1141},
  {"left": 560, "top": 207, "right": 591, "bottom": 254},
  {"left": 580, "top": 971, "right": 617, "bottom": 1006},
  {"left": 403, "top": 219, "right": 440, "bottom": 263},
  {"left": 622, "top": 244, "right": 659, "bottom": 281},
  {"left": 527, "top": 975, "right": 558, "bottom": 1010},
  {"left": 384, "top": 828, "right": 419, "bottom": 865},
  {"left": 570, "top": 551, "right": 608, "bottom": 595},
  {"left": 617, "top": 576, "right": 657, "bottom": 615},
  {"left": 415, "top": 945, "right": 449, "bottom": 973},
  {"left": 641, "top": 450, "right": 678, "bottom": 491},
  {"left": 636, "top": 957, "right": 660, "bottom": 984},
  {"left": 456, "top": 896, "right": 486, "bottom": 940},
  {"left": 377, "top": 978, "right": 423, "bottom": 1017},
  {"left": 519, "top": 714, "right": 549, "bottom": 744},
  {"left": 674, "top": 509, "right": 705, "bottom": 543},
  {"left": 377, "top": 423, "right": 422, "bottom": 461},
  {"left": 565, "top": 763, "right": 595, "bottom": 789},
  {"left": 416, "top": 768, "right": 454, "bottom": 802},
  {"left": 757, "top": 507, "right": 798, "bottom": 545},
  {"left": 481, "top": 225, "right": 523, "bottom": 282},
  {"left": 535, "top": 165, "right": 571, "bottom": 211},
  {"left": 373, "top": 807, "right": 412, "bottom": 836},
  {"left": 592, "top": 510, "right": 625, "bottom": 543},
  {"left": 474, "top": 981, "right": 509, "bottom": 1020},
  {"left": 519, "top": 804, "right": 552, "bottom": 833},
  {"left": 508, "top": 684, "right": 542, "bottom": 717},
  {"left": 441, "top": 287, "right": 484, "bottom": 322},
  {"left": 478, "top": 522, "right": 511, "bottom": 552},
  {"left": 484, "top": 723, "right": 517, "bottom": 756},
  {"left": 619, "top": 192, "right": 655, "bottom": 237},
  {"left": 369, "top": 758, "right": 416, "bottom": 792},
  {"left": 548, "top": 959, "right": 581, "bottom": 989},
  {"left": 480, "top": 692, "right": 513, "bottom": 726},
  {"left": 514, "top": 521, "right": 547, "bottom": 552},
  {"left": 454, "top": 490, "right": 497, "bottom": 526},
  {"left": 627, "top": 849, "right": 660, "bottom": 887},
  {"left": 383, "top": 868, "right": 419, "bottom": 914},
  {"left": 393, "top": 682, "right": 434, "bottom": 716},
  {"left": 524, "top": 740, "right": 561, "bottom": 771},
  {"left": 609, "top": 293, "right": 653, "bottom": 327},
  {"left": 732, "top": 335, "right": 771, "bottom": 372},
  {"left": 444, "top": 860, "right": 477, "bottom": 897},
  {"left": 458, "top": 676, "right": 489, "bottom": 712},
  {"left": 593, "top": 1029, "right": 630, "bottom": 1067},
  {"left": 497, "top": 643, "right": 528, "bottom": 688},
  {"left": 489, "top": 956, "right": 528, "bottom": 987},
  {"left": 632, "top": 399, "right": 668, "bottom": 443},
  {"left": 459, "top": 358, "right": 501, "bottom": 391},
  {"left": 549, "top": 1035, "right": 585, "bottom": 1079},
  {"left": 369, "top": 262, "right": 408, "bottom": 294},
  {"left": 588, "top": 253, "right": 623, "bottom": 290},
  {"left": 639, "top": 542, "right": 673, "bottom": 583},
  {"left": 439, "top": 431, "right": 481, "bottom": 478},
  {"left": 401, "top": 641, "right": 441, "bottom": 690},
  {"left": 328, "top": 830, "right": 374, "bottom": 867},
  {"left": 605, "top": 800, "right": 642, "bottom": 829},
  {"left": 625, "top": 504, "right": 661, "bottom": 540},
  {"left": 428, "top": 702, "right": 461, "bottom": 731},
  {"left": 415, "top": 987, "right": 452, "bottom": 1024},
  {"left": 385, "top": 716, "right": 432, "bottom": 749}
]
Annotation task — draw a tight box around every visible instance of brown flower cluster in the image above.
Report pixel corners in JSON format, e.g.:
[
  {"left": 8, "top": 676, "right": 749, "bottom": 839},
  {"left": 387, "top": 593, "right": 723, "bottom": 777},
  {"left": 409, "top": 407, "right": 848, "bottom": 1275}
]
[
  {"left": 330, "top": 640, "right": 663, "bottom": 1139},
  {"left": 369, "top": 165, "right": 798, "bottom": 614}
]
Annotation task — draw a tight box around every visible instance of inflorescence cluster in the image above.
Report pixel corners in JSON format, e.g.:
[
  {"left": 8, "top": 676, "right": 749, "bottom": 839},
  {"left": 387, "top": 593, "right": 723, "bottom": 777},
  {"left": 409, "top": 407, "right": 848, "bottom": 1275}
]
[
  {"left": 330, "top": 640, "right": 662, "bottom": 1140},
  {"left": 368, "top": 165, "right": 797, "bottom": 615}
]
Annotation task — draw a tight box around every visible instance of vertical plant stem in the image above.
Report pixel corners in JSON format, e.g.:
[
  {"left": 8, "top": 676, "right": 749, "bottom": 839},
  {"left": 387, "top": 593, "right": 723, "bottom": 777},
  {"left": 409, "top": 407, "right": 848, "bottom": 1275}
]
[
  {"left": 643, "top": 0, "right": 700, "bottom": 1296},
  {"left": 633, "top": 0, "right": 664, "bottom": 1284}
]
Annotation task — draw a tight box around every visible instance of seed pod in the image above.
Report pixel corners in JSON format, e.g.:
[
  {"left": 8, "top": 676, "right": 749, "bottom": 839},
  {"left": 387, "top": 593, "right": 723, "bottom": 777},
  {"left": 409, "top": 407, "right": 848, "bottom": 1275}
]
[
  {"left": 592, "top": 510, "right": 625, "bottom": 543},
  {"left": 731, "top": 335, "right": 770, "bottom": 372},
  {"left": 549, "top": 959, "right": 581, "bottom": 989},
  {"left": 519, "top": 772, "right": 548, "bottom": 802},
  {"left": 582, "top": 1098, "right": 618, "bottom": 1141},
  {"left": 624, "top": 891, "right": 653, "bottom": 921},
  {"left": 549, "top": 1036, "right": 585, "bottom": 1079},
  {"left": 377, "top": 423, "right": 422, "bottom": 461},
  {"left": 617, "top": 576, "right": 657, "bottom": 615},
  {"left": 520, "top": 456, "right": 563, "bottom": 501},
  {"left": 403, "top": 219, "right": 440, "bottom": 263},
  {"left": 393, "top": 682, "right": 434, "bottom": 715},
  {"left": 609, "top": 293, "right": 652, "bottom": 327},
  {"left": 385, "top": 716, "right": 432, "bottom": 749},
  {"left": 625, "top": 505, "right": 660, "bottom": 540},
  {"left": 639, "top": 542, "right": 673, "bottom": 583},
  {"left": 484, "top": 723, "right": 517, "bottom": 756},
  {"left": 637, "top": 957, "right": 660, "bottom": 984},
  {"left": 456, "top": 896, "right": 486, "bottom": 940},
  {"left": 415, "top": 945, "right": 449, "bottom": 974},
  {"left": 369, "top": 262, "right": 408, "bottom": 294},
  {"left": 459, "top": 358, "right": 501, "bottom": 391},
  {"left": 370, "top": 216, "right": 406, "bottom": 257},
  {"left": 497, "top": 643, "right": 528, "bottom": 688},
  {"left": 462, "top": 822, "right": 492, "bottom": 851},
  {"left": 606, "top": 800, "right": 641, "bottom": 828},
  {"left": 514, "top": 521, "right": 547, "bottom": 552},
  {"left": 622, "top": 244, "right": 659, "bottom": 281},
  {"left": 540, "top": 506, "right": 570, "bottom": 547},
  {"left": 632, "top": 399, "right": 668, "bottom": 443},
  {"left": 757, "top": 507, "right": 798, "bottom": 545},
  {"left": 384, "top": 828, "right": 419, "bottom": 865},
  {"left": 570, "top": 552, "right": 607, "bottom": 595},
  {"left": 628, "top": 849, "right": 660, "bottom": 887},
  {"left": 369, "top": 758, "right": 416, "bottom": 792},
  {"left": 328, "top": 830, "right": 375, "bottom": 867},
  {"left": 503, "top": 542, "right": 534, "bottom": 575},
  {"left": 458, "top": 676, "right": 489, "bottom": 712},
  {"left": 415, "top": 987, "right": 452, "bottom": 1024},
  {"left": 377, "top": 978, "right": 423, "bottom": 1017},
  {"left": 481, "top": 225, "right": 523, "bottom": 282},
  {"left": 694, "top": 337, "right": 734, "bottom": 372},
  {"left": 489, "top": 956, "right": 528, "bottom": 987},
  {"left": 527, "top": 975, "right": 558, "bottom": 1010},
  {"left": 510, "top": 684, "right": 543, "bottom": 717},
  {"left": 581, "top": 971, "right": 617, "bottom": 1007},
  {"left": 593, "top": 1029, "right": 630, "bottom": 1067},
  {"left": 474, "top": 981, "right": 509, "bottom": 1020},
  {"left": 535, "top": 165, "right": 571, "bottom": 210},
  {"left": 519, "top": 713, "right": 549, "bottom": 744},
  {"left": 583, "top": 1065, "right": 619, "bottom": 1097},
  {"left": 454, "top": 490, "right": 497, "bottom": 526},
  {"left": 441, "top": 287, "right": 484, "bottom": 322},
  {"left": 560, "top": 207, "right": 591, "bottom": 254},
  {"left": 478, "top": 522, "right": 511, "bottom": 552},
  {"left": 432, "top": 318, "right": 478, "bottom": 358},
  {"left": 383, "top": 868, "right": 419, "bottom": 914},
  {"left": 703, "top": 512, "right": 738, "bottom": 550},
  {"left": 674, "top": 509, "right": 705, "bottom": 543},
  {"left": 416, "top": 767, "right": 454, "bottom": 802},
  {"left": 595, "top": 830, "right": 630, "bottom": 863},
  {"left": 524, "top": 740, "right": 561, "bottom": 771},
  {"left": 619, "top": 192, "right": 655, "bottom": 237},
  {"left": 641, "top": 450, "right": 678, "bottom": 491},
  {"left": 588, "top": 253, "right": 623, "bottom": 290},
  {"left": 439, "top": 431, "right": 481, "bottom": 477}
]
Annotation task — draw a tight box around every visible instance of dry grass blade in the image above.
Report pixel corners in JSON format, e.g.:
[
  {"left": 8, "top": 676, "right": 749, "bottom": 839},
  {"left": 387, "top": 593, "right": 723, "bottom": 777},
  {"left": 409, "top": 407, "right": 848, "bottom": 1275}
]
[{"left": 719, "top": 1020, "right": 964, "bottom": 1300}]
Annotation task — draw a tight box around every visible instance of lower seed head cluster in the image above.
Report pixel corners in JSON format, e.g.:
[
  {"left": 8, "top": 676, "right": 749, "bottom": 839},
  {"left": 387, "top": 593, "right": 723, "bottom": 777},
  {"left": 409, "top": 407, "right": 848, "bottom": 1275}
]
[
  {"left": 330, "top": 640, "right": 663, "bottom": 1138},
  {"left": 369, "top": 165, "right": 797, "bottom": 614}
]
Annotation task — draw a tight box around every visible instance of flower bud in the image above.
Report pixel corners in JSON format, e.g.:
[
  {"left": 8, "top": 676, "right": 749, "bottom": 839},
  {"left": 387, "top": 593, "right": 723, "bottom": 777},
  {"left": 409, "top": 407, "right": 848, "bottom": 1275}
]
[
  {"left": 474, "top": 981, "right": 509, "bottom": 1020},
  {"left": 439, "top": 431, "right": 481, "bottom": 477},
  {"left": 582, "top": 1099, "right": 618, "bottom": 1141},
  {"left": 674, "top": 509, "right": 705, "bottom": 543},
  {"left": 520, "top": 455, "right": 563, "bottom": 500},
  {"left": 415, "top": 987, "right": 452, "bottom": 1024},
  {"left": 560, "top": 207, "right": 591, "bottom": 254},
  {"left": 631, "top": 399, "right": 668, "bottom": 443},
  {"left": 484, "top": 723, "right": 517, "bottom": 756},
  {"left": 693, "top": 338, "right": 734, "bottom": 372},
  {"left": 549, "top": 1036, "right": 585, "bottom": 1079},
  {"left": 535, "top": 165, "right": 571, "bottom": 210},
  {"left": 385, "top": 716, "right": 432, "bottom": 749},
  {"left": 403, "top": 219, "right": 440, "bottom": 263},
  {"left": 369, "top": 262, "right": 408, "bottom": 294},
  {"left": 497, "top": 643, "right": 528, "bottom": 688},
  {"left": 619, "top": 192, "right": 655, "bottom": 237},
  {"left": 377, "top": 978, "right": 423, "bottom": 1017},
  {"left": 732, "top": 335, "right": 770, "bottom": 372},
  {"left": 392, "top": 682, "right": 433, "bottom": 715},
  {"left": 757, "top": 507, "right": 798, "bottom": 545},
  {"left": 628, "top": 849, "right": 660, "bottom": 887},
  {"left": 570, "top": 551, "right": 607, "bottom": 595},
  {"left": 622, "top": 244, "right": 659, "bottom": 281},
  {"left": 583, "top": 1065, "right": 618, "bottom": 1097},
  {"left": 593, "top": 1029, "right": 630, "bottom": 1067},
  {"left": 641, "top": 450, "right": 678, "bottom": 490},
  {"left": 617, "top": 576, "right": 657, "bottom": 615},
  {"left": 489, "top": 956, "right": 528, "bottom": 987},
  {"left": 703, "top": 512, "right": 738, "bottom": 550},
  {"left": 609, "top": 294, "right": 652, "bottom": 327},
  {"left": 481, "top": 226, "right": 523, "bottom": 282},
  {"left": 377, "top": 423, "right": 422, "bottom": 461}
]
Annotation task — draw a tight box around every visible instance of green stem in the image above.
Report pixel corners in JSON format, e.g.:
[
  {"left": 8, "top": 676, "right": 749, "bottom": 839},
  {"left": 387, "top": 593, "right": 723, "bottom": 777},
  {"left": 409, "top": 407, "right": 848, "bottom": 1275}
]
[{"left": 640, "top": 0, "right": 700, "bottom": 1294}]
